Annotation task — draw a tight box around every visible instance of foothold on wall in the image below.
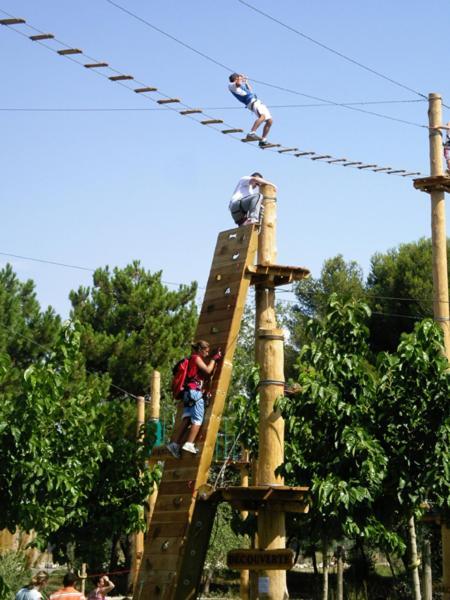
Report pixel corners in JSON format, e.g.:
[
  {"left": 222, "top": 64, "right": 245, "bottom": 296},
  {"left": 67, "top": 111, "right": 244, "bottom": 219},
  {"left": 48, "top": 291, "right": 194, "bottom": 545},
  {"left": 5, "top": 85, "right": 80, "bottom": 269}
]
[
  {"left": 210, "top": 326, "right": 219, "bottom": 333},
  {"left": 232, "top": 252, "right": 240, "bottom": 260},
  {"left": 215, "top": 274, "right": 222, "bottom": 281},
  {"left": 161, "top": 540, "right": 170, "bottom": 551},
  {"left": 173, "top": 496, "right": 183, "bottom": 507},
  {"left": 224, "top": 287, "right": 231, "bottom": 295},
  {"left": 228, "top": 233, "right": 237, "bottom": 239}
]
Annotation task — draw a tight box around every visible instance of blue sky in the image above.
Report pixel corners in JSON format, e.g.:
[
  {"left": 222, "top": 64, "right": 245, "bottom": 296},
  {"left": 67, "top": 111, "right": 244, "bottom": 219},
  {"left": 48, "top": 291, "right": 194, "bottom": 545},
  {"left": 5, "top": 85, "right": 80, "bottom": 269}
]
[{"left": 1, "top": 0, "right": 449, "bottom": 317}]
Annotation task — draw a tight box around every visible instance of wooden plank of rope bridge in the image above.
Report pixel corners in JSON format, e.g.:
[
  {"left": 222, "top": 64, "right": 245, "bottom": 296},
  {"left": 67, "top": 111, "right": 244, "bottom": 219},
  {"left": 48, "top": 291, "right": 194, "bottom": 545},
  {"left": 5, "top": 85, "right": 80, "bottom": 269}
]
[
  {"left": 386, "top": 169, "right": 406, "bottom": 175},
  {"left": 260, "top": 143, "right": 281, "bottom": 149},
  {"left": 278, "top": 148, "right": 298, "bottom": 153},
  {"left": 109, "top": 75, "right": 133, "bottom": 81},
  {"left": 84, "top": 62, "right": 108, "bottom": 68},
  {"left": 311, "top": 155, "right": 332, "bottom": 160},
  {"left": 135, "top": 226, "right": 258, "bottom": 600},
  {"left": 357, "top": 164, "right": 378, "bottom": 169},
  {"left": 157, "top": 98, "right": 180, "bottom": 104},
  {"left": 327, "top": 158, "right": 347, "bottom": 163},
  {"left": 372, "top": 167, "right": 392, "bottom": 172},
  {"left": 134, "top": 86, "right": 157, "bottom": 93},
  {"left": 222, "top": 128, "right": 244, "bottom": 134},
  {"left": 342, "top": 161, "right": 362, "bottom": 166},
  {"left": 201, "top": 119, "right": 224, "bottom": 125},
  {"left": 179, "top": 109, "right": 202, "bottom": 115},
  {"left": 402, "top": 172, "right": 421, "bottom": 177},
  {"left": 57, "top": 48, "right": 82, "bottom": 55},
  {"left": 0, "top": 18, "right": 25, "bottom": 25},
  {"left": 30, "top": 33, "right": 54, "bottom": 41},
  {"left": 294, "top": 151, "right": 315, "bottom": 156}
]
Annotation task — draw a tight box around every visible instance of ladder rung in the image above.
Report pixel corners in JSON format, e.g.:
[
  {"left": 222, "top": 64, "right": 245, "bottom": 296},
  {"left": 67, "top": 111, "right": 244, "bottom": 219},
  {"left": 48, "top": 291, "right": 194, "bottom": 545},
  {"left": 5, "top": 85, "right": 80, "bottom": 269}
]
[
  {"left": 134, "top": 87, "right": 157, "bottom": 93},
  {"left": 278, "top": 148, "right": 298, "bottom": 153},
  {"left": 180, "top": 109, "right": 202, "bottom": 115},
  {"left": 0, "top": 18, "right": 25, "bottom": 25},
  {"left": 84, "top": 62, "right": 109, "bottom": 68},
  {"left": 222, "top": 128, "right": 243, "bottom": 134},
  {"left": 109, "top": 75, "right": 134, "bottom": 81},
  {"left": 201, "top": 119, "right": 224, "bottom": 125},
  {"left": 30, "top": 33, "right": 54, "bottom": 41},
  {"left": 57, "top": 48, "right": 82, "bottom": 55},
  {"left": 157, "top": 98, "right": 181, "bottom": 104}
]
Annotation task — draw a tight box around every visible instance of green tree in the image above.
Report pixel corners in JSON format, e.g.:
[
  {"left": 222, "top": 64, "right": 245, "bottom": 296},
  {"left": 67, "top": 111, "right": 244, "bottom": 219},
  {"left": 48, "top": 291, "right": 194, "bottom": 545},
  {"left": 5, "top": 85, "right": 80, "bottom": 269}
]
[
  {"left": 279, "top": 296, "right": 388, "bottom": 599},
  {"left": 374, "top": 320, "right": 450, "bottom": 600},
  {"left": 0, "top": 322, "right": 110, "bottom": 536},
  {"left": 366, "top": 238, "right": 450, "bottom": 352},
  {"left": 69, "top": 261, "right": 197, "bottom": 400}
]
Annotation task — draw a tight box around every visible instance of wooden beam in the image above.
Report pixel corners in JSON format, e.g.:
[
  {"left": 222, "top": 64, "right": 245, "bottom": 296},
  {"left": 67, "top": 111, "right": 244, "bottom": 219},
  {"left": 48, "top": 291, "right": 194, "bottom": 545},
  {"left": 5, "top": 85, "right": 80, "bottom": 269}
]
[
  {"left": 357, "top": 164, "right": 378, "bottom": 169},
  {"left": 342, "top": 161, "right": 362, "bottom": 167},
  {"left": 134, "top": 86, "right": 157, "bottom": 93},
  {"left": 413, "top": 175, "right": 450, "bottom": 194},
  {"left": 222, "top": 128, "right": 244, "bottom": 134},
  {"left": 109, "top": 74, "right": 133, "bottom": 81},
  {"left": 57, "top": 48, "right": 82, "bottom": 55},
  {"left": 0, "top": 18, "right": 25, "bottom": 25},
  {"left": 84, "top": 62, "right": 109, "bottom": 68},
  {"left": 294, "top": 151, "right": 315, "bottom": 156},
  {"left": 201, "top": 119, "right": 224, "bottom": 125},
  {"left": 157, "top": 98, "right": 180, "bottom": 104},
  {"left": 386, "top": 169, "right": 406, "bottom": 175},
  {"left": 260, "top": 143, "right": 281, "bottom": 149},
  {"left": 29, "top": 33, "right": 54, "bottom": 41},
  {"left": 311, "top": 155, "right": 332, "bottom": 160},
  {"left": 179, "top": 109, "right": 202, "bottom": 115},
  {"left": 278, "top": 148, "right": 298, "bottom": 154}
]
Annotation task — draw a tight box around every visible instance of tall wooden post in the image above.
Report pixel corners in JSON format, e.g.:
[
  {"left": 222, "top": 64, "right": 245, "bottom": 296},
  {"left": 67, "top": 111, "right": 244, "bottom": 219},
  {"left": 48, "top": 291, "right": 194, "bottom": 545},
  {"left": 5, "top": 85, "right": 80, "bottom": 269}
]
[
  {"left": 131, "top": 394, "right": 146, "bottom": 589},
  {"left": 254, "top": 184, "right": 287, "bottom": 600},
  {"left": 240, "top": 446, "right": 250, "bottom": 600},
  {"left": 147, "top": 371, "right": 161, "bottom": 526},
  {"left": 428, "top": 93, "right": 450, "bottom": 599}
]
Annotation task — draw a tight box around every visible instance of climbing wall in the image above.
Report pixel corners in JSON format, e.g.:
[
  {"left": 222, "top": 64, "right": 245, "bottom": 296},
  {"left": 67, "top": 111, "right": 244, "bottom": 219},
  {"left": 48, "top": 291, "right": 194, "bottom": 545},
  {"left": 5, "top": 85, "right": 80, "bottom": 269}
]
[{"left": 135, "top": 225, "right": 258, "bottom": 600}]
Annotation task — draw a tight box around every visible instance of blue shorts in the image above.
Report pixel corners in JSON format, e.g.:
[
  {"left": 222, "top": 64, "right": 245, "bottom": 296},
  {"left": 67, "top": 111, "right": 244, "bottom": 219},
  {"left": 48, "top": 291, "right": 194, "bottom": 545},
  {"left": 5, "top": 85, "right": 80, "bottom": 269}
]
[{"left": 182, "top": 389, "right": 204, "bottom": 425}]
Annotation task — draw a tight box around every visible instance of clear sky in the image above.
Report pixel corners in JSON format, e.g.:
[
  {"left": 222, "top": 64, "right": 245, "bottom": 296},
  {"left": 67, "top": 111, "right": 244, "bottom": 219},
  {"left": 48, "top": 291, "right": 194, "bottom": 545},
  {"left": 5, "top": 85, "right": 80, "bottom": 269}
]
[{"left": 1, "top": 0, "right": 450, "bottom": 317}]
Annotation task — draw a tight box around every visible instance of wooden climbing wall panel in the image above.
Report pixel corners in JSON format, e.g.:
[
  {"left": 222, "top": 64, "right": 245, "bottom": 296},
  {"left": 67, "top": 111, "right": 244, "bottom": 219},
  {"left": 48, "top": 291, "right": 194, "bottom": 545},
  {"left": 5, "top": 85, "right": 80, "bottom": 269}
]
[{"left": 135, "top": 225, "right": 258, "bottom": 600}]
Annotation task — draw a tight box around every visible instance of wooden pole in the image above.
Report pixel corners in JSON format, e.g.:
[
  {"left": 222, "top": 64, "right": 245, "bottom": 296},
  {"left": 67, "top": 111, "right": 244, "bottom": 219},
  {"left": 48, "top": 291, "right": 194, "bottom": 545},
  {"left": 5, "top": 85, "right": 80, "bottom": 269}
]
[
  {"left": 131, "top": 394, "right": 146, "bottom": 589},
  {"left": 240, "top": 446, "right": 250, "bottom": 600},
  {"left": 422, "top": 539, "right": 432, "bottom": 600},
  {"left": 254, "top": 184, "right": 287, "bottom": 600},
  {"left": 146, "top": 370, "right": 161, "bottom": 525},
  {"left": 427, "top": 93, "right": 450, "bottom": 600}
]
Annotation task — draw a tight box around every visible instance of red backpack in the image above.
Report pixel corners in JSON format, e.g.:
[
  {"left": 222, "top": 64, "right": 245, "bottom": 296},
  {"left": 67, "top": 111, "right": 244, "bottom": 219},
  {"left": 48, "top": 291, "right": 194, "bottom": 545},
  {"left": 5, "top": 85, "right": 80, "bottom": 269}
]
[{"left": 171, "top": 357, "right": 189, "bottom": 400}]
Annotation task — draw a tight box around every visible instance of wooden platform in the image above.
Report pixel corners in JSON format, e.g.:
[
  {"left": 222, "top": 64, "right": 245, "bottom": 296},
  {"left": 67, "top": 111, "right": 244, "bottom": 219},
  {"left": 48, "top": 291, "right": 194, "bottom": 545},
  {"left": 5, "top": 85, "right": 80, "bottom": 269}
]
[
  {"left": 247, "top": 263, "right": 310, "bottom": 286},
  {"left": 212, "top": 485, "right": 310, "bottom": 514},
  {"left": 413, "top": 175, "right": 450, "bottom": 194}
]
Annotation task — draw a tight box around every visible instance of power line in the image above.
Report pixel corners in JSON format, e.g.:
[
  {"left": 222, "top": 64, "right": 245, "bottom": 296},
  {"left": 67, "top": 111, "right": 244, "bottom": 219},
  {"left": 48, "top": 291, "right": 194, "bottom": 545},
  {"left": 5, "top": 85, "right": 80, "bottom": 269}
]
[
  {"left": 237, "top": 0, "right": 428, "bottom": 100},
  {"left": 0, "top": 11, "right": 423, "bottom": 176},
  {"left": 102, "top": 0, "right": 427, "bottom": 129},
  {"left": 0, "top": 99, "right": 426, "bottom": 112}
]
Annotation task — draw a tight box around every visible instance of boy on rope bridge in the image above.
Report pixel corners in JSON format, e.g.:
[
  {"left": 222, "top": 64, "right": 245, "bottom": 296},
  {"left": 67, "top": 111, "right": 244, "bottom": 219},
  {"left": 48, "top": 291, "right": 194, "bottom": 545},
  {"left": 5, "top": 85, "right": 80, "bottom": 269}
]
[
  {"left": 228, "top": 73, "right": 273, "bottom": 147},
  {"left": 229, "top": 172, "right": 277, "bottom": 226},
  {"left": 430, "top": 121, "right": 450, "bottom": 174}
]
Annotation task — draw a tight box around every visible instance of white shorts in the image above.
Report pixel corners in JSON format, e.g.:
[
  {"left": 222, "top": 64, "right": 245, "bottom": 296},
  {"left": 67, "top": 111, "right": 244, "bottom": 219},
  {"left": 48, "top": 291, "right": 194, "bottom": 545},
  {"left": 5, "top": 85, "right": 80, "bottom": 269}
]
[{"left": 248, "top": 99, "right": 271, "bottom": 120}]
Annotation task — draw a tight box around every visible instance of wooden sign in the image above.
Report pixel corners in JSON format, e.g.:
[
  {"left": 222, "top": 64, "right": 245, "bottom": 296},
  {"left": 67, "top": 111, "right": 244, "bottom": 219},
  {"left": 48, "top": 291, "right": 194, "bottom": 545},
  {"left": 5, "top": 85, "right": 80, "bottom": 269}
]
[{"left": 227, "top": 549, "right": 295, "bottom": 571}]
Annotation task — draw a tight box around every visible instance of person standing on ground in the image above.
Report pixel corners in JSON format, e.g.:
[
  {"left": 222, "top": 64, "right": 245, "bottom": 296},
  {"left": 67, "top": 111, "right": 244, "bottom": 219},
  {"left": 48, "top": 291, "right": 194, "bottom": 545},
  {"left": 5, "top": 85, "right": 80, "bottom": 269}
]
[
  {"left": 49, "top": 573, "right": 86, "bottom": 600},
  {"left": 87, "top": 575, "right": 115, "bottom": 600},
  {"left": 229, "top": 172, "right": 277, "bottom": 226},
  {"left": 166, "top": 340, "right": 222, "bottom": 457},
  {"left": 228, "top": 73, "right": 273, "bottom": 147},
  {"left": 16, "top": 572, "right": 49, "bottom": 600}
]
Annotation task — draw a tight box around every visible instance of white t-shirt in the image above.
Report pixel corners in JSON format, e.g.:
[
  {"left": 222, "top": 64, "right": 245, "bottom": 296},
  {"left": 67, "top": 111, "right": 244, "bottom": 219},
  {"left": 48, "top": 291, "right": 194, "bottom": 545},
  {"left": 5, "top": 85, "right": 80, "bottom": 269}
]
[
  {"left": 231, "top": 176, "right": 256, "bottom": 202},
  {"left": 16, "top": 589, "right": 42, "bottom": 600}
]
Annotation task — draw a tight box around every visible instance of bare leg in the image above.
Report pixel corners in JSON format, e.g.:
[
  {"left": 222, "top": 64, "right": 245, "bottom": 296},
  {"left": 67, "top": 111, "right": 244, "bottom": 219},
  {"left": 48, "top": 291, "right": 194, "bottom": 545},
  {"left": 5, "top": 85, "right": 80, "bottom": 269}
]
[
  {"left": 251, "top": 115, "right": 265, "bottom": 133},
  {"left": 262, "top": 118, "right": 273, "bottom": 139},
  {"left": 172, "top": 417, "right": 191, "bottom": 446},
  {"left": 185, "top": 423, "right": 201, "bottom": 444}
]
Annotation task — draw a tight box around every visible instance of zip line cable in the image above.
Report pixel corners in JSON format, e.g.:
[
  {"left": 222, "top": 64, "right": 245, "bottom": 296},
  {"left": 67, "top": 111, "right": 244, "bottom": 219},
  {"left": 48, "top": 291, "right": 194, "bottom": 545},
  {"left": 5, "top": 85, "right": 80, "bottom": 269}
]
[
  {"left": 0, "top": 99, "right": 426, "bottom": 112},
  {"left": 102, "top": 0, "right": 428, "bottom": 129},
  {"left": 237, "top": 0, "right": 428, "bottom": 100},
  {"left": 0, "top": 12, "right": 423, "bottom": 178}
]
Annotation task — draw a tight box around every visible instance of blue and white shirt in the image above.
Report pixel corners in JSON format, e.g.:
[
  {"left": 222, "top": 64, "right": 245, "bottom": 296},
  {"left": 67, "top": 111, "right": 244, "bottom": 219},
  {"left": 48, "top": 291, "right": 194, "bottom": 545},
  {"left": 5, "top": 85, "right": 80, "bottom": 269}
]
[{"left": 228, "top": 82, "right": 256, "bottom": 107}]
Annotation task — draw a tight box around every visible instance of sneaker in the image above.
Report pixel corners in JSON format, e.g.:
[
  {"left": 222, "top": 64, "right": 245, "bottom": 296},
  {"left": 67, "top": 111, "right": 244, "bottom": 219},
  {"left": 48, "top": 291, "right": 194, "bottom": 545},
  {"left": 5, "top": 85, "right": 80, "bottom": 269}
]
[
  {"left": 245, "top": 132, "right": 259, "bottom": 141},
  {"left": 242, "top": 218, "right": 259, "bottom": 226},
  {"left": 182, "top": 441, "right": 199, "bottom": 454},
  {"left": 166, "top": 442, "right": 181, "bottom": 459},
  {"left": 259, "top": 139, "right": 270, "bottom": 148}
]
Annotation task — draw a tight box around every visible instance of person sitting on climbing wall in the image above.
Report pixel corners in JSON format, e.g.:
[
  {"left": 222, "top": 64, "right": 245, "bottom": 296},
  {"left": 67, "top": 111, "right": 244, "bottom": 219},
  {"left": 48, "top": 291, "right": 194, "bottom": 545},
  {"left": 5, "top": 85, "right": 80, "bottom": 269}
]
[
  {"left": 166, "top": 340, "right": 223, "bottom": 457},
  {"left": 228, "top": 73, "right": 273, "bottom": 147},
  {"left": 229, "top": 172, "right": 277, "bottom": 227}
]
